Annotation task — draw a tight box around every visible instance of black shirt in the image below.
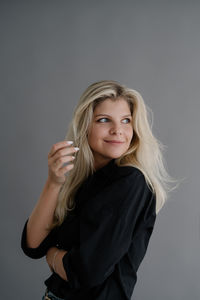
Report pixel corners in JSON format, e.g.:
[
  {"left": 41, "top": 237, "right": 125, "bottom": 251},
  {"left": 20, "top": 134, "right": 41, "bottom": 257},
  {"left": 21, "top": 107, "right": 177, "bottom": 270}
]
[{"left": 21, "top": 159, "right": 157, "bottom": 300}]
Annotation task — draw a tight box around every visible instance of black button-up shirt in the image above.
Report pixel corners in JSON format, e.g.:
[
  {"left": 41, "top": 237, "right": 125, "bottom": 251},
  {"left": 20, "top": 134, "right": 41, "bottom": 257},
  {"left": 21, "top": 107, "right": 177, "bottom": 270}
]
[{"left": 21, "top": 159, "right": 156, "bottom": 300}]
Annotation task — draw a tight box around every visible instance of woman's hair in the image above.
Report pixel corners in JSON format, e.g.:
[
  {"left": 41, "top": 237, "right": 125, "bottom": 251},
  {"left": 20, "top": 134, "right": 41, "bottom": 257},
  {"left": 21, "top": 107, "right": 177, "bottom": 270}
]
[{"left": 51, "top": 80, "right": 178, "bottom": 228}]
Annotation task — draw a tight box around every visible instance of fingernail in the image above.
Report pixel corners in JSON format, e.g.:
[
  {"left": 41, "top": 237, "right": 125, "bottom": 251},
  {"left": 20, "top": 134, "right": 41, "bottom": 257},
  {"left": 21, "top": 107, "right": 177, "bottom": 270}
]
[
  {"left": 66, "top": 141, "right": 73, "bottom": 145},
  {"left": 74, "top": 147, "right": 79, "bottom": 151}
]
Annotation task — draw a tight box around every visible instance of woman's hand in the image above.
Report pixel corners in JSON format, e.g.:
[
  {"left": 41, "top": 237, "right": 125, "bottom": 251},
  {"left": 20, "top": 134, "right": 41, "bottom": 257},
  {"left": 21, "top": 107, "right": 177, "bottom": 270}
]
[
  {"left": 46, "top": 247, "right": 57, "bottom": 272},
  {"left": 46, "top": 247, "right": 68, "bottom": 281},
  {"left": 47, "top": 140, "right": 79, "bottom": 186}
]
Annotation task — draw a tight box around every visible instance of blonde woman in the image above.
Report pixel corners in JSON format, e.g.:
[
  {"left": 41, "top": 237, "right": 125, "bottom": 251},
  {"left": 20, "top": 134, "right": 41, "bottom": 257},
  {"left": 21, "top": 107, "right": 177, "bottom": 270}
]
[{"left": 21, "top": 80, "right": 174, "bottom": 300}]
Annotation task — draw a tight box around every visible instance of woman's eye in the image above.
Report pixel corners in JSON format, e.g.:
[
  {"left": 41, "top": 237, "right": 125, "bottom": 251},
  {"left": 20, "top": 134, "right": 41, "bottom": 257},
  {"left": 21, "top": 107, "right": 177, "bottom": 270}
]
[
  {"left": 97, "top": 118, "right": 131, "bottom": 123},
  {"left": 97, "top": 118, "right": 108, "bottom": 123},
  {"left": 122, "top": 118, "right": 131, "bottom": 124}
]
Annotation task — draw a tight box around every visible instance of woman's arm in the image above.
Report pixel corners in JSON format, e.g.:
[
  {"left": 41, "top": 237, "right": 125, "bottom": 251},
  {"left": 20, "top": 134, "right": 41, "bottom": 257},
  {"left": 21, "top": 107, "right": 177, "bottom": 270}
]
[
  {"left": 26, "top": 179, "right": 62, "bottom": 248},
  {"left": 26, "top": 141, "right": 79, "bottom": 248},
  {"left": 46, "top": 247, "right": 68, "bottom": 281}
]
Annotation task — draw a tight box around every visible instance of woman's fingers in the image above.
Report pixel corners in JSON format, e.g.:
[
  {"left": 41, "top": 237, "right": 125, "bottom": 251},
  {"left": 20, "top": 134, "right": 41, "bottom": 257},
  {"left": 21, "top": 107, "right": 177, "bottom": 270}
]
[
  {"left": 52, "top": 146, "right": 79, "bottom": 161},
  {"left": 53, "top": 155, "right": 75, "bottom": 170},
  {"left": 49, "top": 146, "right": 79, "bottom": 170},
  {"left": 47, "top": 141, "right": 79, "bottom": 185},
  {"left": 48, "top": 141, "right": 74, "bottom": 158},
  {"left": 56, "top": 162, "right": 75, "bottom": 177}
]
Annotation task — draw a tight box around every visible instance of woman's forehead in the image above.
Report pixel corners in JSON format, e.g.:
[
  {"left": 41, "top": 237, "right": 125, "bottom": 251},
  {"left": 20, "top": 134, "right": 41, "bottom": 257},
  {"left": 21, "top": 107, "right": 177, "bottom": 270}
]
[{"left": 93, "top": 97, "right": 131, "bottom": 113}]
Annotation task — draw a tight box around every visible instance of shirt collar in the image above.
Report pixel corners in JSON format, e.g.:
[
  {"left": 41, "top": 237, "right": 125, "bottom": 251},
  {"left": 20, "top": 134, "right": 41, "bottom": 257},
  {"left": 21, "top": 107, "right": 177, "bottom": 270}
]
[
  {"left": 93, "top": 159, "right": 117, "bottom": 179},
  {"left": 94, "top": 158, "right": 135, "bottom": 181},
  {"left": 75, "top": 159, "right": 136, "bottom": 210}
]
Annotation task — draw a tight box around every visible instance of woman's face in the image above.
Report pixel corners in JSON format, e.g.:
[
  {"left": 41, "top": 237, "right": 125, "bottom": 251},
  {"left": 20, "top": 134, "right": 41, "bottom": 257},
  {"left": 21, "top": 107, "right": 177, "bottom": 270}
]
[{"left": 87, "top": 97, "right": 133, "bottom": 170}]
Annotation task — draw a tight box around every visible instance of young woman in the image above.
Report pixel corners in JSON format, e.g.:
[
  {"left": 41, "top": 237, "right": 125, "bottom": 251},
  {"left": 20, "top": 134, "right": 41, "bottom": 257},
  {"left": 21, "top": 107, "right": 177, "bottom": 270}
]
[{"left": 21, "top": 80, "right": 174, "bottom": 300}]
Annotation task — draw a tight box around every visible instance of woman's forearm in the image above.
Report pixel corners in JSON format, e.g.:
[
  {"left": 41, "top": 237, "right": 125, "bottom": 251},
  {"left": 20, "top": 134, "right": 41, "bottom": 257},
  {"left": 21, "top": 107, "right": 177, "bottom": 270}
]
[
  {"left": 54, "top": 249, "right": 68, "bottom": 281},
  {"left": 46, "top": 247, "right": 68, "bottom": 281},
  {"left": 26, "top": 179, "right": 62, "bottom": 248},
  {"left": 26, "top": 141, "right": 78, "bottom": 249}
]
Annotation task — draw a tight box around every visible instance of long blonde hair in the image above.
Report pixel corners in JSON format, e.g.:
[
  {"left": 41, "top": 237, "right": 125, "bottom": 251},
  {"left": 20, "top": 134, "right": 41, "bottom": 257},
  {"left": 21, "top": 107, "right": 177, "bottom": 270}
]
[{"left": 51, "top": 80, "right": 178, "bottom": 228}]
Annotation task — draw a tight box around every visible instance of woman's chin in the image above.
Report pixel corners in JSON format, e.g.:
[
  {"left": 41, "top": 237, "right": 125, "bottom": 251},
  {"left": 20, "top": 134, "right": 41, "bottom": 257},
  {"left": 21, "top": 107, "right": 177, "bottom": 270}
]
[{"left": 106, "top": 151, "right": 125, "bottom": 159}]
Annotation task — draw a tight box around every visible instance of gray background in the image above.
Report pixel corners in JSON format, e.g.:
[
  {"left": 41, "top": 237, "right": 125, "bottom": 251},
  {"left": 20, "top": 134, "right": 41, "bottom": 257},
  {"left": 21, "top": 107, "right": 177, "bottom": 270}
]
[{"left": 1, "top": 0, "right": 200, "bottom": 299}]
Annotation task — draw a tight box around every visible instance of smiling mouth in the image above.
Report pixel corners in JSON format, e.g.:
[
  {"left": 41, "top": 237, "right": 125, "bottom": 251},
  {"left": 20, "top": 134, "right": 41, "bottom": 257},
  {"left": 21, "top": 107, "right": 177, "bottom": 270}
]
[{"left": 104, "top": 140, "right": 125, "bottom": 144}]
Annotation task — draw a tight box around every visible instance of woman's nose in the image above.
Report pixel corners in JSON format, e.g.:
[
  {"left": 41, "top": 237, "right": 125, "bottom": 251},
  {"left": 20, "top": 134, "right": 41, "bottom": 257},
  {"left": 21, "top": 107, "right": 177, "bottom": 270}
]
[{"left": 109, "top": 124, "right": 122, "bottom": 135}]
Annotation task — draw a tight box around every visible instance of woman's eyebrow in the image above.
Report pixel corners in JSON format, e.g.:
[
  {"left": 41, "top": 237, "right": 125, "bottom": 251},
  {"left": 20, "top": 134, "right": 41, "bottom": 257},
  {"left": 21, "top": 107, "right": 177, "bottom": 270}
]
[{"left": 94, "top": 114, "right": 132, "bottom": 118}]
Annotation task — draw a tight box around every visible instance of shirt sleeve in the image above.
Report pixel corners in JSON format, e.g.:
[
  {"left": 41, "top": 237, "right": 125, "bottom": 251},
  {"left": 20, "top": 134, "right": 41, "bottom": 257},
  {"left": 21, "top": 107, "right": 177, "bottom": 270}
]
[
  {"left": 62, "top": 171, "right": 157, "bottom": 289},
  {"left": 21, "top": 219, "right": 58, "bottom": 259}
]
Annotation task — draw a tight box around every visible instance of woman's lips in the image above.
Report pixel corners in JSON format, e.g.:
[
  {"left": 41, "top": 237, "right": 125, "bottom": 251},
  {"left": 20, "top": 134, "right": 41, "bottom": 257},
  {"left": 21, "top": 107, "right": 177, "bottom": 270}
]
[{"left": 104, "top": 140, "right": 124, "bottom": 144}]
